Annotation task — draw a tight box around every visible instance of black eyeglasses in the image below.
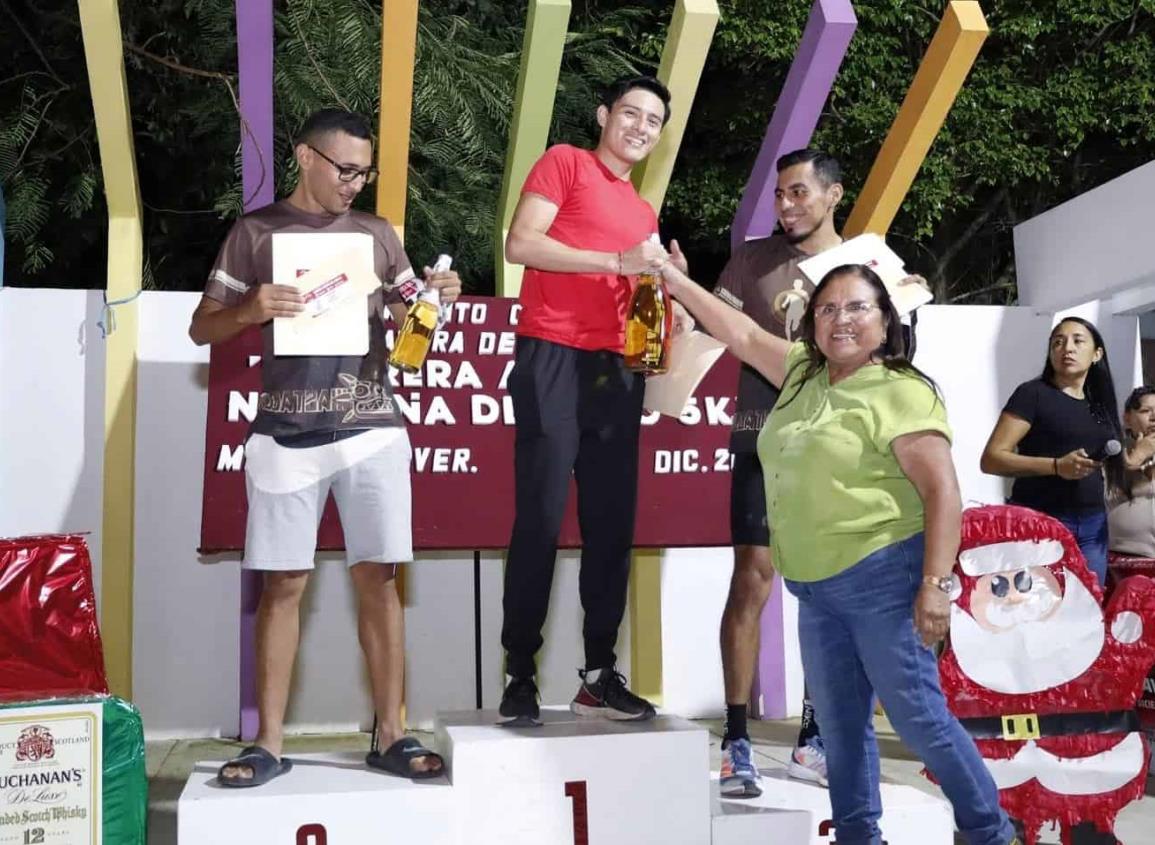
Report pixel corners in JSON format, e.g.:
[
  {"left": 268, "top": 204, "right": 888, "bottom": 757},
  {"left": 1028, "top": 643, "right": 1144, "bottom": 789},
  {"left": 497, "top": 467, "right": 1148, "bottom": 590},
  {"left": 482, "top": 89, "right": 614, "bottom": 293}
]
[{"left": 308, "top": 145, "right": 378, "bottom": 184}]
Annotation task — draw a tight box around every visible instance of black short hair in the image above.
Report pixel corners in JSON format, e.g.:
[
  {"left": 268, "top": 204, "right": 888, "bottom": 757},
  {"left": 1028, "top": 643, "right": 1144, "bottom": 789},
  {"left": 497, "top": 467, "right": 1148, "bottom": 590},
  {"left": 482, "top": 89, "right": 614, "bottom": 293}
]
[
  {"left": 1125, "top": 385, "right": 1155, "bottom": 413},
  {"left": 601, "top": 75, "right": 672, "bottom": 126},
  {"left": 776, "top": 148, "right": 842, "bottom": 188},
  {"left": 295, "top": 108, "right": 373, "bottom": 147}
]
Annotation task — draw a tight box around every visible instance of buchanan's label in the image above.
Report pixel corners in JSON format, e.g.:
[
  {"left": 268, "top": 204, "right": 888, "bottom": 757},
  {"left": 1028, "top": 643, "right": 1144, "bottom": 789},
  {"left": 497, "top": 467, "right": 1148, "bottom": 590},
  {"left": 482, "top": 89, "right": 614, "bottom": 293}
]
[{"left": 0, "top": 704, "right": 102, "bottom": 845}]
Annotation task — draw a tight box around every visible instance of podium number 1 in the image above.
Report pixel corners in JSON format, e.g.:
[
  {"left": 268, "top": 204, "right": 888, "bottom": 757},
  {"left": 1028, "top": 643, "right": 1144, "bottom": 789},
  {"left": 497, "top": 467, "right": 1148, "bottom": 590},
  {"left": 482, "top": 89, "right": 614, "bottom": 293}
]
[
  {"left": 564, "top": 781, "right": 589, "bottom": 845},
  {"left": 297, "top": 824, "right": 327, "bottom": 845}
]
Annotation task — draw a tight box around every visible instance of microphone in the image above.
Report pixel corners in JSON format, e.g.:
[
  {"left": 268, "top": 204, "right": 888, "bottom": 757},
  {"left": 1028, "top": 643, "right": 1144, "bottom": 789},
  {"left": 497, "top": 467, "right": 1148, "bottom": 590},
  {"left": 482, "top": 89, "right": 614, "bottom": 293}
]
[{"left": 1090, "top": 439, "right": 1122, "bottom": 461}]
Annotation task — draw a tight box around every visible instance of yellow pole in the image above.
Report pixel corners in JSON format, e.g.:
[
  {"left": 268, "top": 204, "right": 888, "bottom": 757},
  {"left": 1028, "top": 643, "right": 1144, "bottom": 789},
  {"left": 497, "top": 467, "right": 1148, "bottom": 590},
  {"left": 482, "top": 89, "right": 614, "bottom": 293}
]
[
  {"left": 77, "top": 0, "right": 144, "bottom": 699},
  {"left": 844, "top": 2, "right": 989, "bottom": 236},
  {"left": 632, "top": 0, "right": 719, "bottom": 213},
  {"left": 628, "top": 0, "right": 719, "bottom": 703},
  {"left": 375, "top": 0, "right": 419, "bottom": 243},
  {"left": 494, "top": 0, "right": 572, "bottom": 298}
]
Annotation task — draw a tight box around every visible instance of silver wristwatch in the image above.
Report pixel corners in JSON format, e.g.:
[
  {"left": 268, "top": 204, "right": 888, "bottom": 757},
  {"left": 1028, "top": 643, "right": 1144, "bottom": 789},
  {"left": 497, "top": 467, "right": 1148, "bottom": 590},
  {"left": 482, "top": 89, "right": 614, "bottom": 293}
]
[{"left": 922, "top": 574, "right": 955, "bottom": 594}]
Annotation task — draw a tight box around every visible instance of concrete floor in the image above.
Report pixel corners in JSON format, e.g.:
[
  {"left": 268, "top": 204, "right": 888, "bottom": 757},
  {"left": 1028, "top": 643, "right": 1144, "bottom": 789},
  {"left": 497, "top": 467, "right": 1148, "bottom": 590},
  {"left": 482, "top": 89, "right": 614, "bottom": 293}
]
[{"left": 148, "top": 716, "right": 1155, "bottom": 844}]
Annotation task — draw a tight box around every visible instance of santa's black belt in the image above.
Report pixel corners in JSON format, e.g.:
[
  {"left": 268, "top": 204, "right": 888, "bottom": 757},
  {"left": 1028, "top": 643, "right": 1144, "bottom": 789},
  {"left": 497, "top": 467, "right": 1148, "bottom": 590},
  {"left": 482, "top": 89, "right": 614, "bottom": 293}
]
[{"left": 960, "top": 710, "right": 1140, "bottom": 741}]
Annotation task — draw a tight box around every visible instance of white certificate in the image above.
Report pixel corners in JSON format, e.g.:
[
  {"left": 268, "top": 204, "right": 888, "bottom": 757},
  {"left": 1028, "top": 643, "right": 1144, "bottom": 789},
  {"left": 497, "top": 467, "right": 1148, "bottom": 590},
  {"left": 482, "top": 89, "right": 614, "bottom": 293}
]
[
  {"left": 643, "top": 330, "right": 728, "bottom": 417},
  {"left": 797, "top": 233, "right": 932, "bottom": 317},
  {"left": 272, "top": 232, "right": 377, "bottom": 356}
]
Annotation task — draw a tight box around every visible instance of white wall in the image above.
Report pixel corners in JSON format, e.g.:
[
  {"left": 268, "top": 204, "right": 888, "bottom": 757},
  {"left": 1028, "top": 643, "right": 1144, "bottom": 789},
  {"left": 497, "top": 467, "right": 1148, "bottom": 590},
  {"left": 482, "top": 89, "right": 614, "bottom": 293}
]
[
  {"left": 914, "top": 303, "right": 1140, "bottom": 508},
  {"left": 1014, "top": 160, "right": 1155, "bottom": 311},
  {"left": 0, "top": 289, "right": 105, "bottom": 598},
  {"left": 3, "top": 289, "right": 1141, "bottom": 737}
]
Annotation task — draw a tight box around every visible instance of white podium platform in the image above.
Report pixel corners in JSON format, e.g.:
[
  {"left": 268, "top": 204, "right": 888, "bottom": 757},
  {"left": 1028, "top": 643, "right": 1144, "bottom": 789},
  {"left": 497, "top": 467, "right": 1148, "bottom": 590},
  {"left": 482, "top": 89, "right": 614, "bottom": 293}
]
[
  {"left": 713, "top": 768, "right": 955, "bottom": 844},
  {"left": 711, "top": 792, "right": 813, "bottom": 844},
  {"left": 178, "top": 750, "right": 454, "bottom": 844},
  {"left": 178, "top": 709, "right": 941, "bottom": 844},
  {"left": 436, "top": 707, "right": 711, "bottom": 844}
]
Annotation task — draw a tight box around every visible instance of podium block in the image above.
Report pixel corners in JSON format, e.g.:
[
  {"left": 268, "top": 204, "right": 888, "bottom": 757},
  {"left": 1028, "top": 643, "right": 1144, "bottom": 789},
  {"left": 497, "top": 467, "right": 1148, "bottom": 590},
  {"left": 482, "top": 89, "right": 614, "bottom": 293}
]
[
  {"left": 436, "top": 707, "right": 712, "bottom": 845},
  {"left": 711, "top": 793, "right": 813, "bottom": 844},
  {"left": 178, "top": 751, "right": 455, "bottom": 844},
  {"left": 714, "top": 769, "right": 954, "bottom": 844}
]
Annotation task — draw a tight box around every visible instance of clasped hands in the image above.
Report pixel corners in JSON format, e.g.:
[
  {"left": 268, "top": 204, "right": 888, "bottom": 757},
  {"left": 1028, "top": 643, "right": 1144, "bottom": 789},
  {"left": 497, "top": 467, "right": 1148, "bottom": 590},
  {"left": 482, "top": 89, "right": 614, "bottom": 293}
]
[{"left": 622, "top": 236, "right": 694, "bottom": 335}]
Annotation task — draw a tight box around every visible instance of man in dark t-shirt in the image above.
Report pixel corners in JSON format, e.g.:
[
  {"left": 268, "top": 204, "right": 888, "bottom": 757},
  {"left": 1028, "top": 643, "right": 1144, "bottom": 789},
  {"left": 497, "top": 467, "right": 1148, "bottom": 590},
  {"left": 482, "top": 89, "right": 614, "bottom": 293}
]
[
  {"left": 189, "top": 109, "right": 461, "bottom": 786},
  {"left": 715, "top": 150, "right": 845, "bottom": 797}
]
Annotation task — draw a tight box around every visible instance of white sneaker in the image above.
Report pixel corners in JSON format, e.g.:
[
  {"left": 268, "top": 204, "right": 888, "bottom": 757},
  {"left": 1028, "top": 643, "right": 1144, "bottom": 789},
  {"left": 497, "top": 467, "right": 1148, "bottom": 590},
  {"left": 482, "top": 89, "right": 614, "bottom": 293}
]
[{"left": 787, "top": 737, "right": 828, "bottom": 787}]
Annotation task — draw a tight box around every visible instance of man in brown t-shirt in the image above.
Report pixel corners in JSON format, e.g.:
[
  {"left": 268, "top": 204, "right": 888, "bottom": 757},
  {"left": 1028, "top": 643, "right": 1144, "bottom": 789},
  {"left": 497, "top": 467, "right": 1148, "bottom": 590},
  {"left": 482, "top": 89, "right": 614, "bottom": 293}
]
[
  {"left": 715, "top": 149, "right": 844, "bottom": 797},
  {"left": 189, "top": 108, "right": 461, "bottom": 786}
]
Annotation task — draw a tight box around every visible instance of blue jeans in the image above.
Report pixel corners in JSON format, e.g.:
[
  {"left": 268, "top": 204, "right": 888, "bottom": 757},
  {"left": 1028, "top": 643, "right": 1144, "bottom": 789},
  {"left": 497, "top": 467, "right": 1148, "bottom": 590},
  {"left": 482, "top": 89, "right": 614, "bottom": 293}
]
[
  {"left": 784, "top": 534, "right": 1014, "bottom": 845},
  {"left": 1053, "top": 510, "right": 1108, "bottom": 587}
]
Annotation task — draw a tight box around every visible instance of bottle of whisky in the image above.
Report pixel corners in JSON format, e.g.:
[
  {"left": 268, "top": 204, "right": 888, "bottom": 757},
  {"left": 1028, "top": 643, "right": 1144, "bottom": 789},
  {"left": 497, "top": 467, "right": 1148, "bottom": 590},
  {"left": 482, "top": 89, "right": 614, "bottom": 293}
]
[
  {"left": 623, "top": 235, "right": 672, "bottom": 374},
  {"left": 388, "top": 255, "right": 452, "bottom": 374}
]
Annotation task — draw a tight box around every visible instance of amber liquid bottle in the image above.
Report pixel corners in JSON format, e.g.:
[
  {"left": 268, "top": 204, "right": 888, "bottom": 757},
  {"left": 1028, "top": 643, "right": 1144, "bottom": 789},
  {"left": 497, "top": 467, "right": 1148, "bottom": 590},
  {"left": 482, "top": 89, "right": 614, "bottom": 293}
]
[
  {"left": 623, "top": 240, "right": 673, "bottom": 374},
  {"left": 388, "top": 255, "right": 451, "bottom": 373}
]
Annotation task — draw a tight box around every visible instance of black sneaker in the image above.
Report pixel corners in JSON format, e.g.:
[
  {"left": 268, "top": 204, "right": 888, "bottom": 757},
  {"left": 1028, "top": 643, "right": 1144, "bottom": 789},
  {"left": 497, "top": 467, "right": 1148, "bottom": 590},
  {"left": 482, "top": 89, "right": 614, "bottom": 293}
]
[
  {"left": 498, "top": 676, "right": 541, "bottom": 726},
  {"left": 570, "top": 667, "right": 656, "bottom": 721}
]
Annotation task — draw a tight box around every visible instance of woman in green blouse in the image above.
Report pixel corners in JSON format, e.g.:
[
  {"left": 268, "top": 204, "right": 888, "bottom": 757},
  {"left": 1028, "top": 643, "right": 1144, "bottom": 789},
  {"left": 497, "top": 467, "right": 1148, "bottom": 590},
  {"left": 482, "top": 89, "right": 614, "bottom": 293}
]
[{"left": 661, "top": 261, "right": 1016, "bottom": 845}]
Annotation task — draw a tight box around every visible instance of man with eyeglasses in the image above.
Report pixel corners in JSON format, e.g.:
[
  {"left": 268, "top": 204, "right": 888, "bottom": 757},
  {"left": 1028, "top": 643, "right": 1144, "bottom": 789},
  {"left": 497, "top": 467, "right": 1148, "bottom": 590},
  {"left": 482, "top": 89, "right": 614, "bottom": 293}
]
[
  {"left": 714, "top": 148, "right": 845, "bottom": 797},
  {"left": 189, "top": 107, "right": 461, "bottom": 787}
]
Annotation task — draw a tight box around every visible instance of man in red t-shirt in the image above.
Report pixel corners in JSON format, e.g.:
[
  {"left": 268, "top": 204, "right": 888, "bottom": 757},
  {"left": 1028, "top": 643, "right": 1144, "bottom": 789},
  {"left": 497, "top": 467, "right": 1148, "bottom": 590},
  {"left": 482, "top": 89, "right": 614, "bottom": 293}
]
[{"left": 498, "top": 76, "right": 687, "bottom": 725}]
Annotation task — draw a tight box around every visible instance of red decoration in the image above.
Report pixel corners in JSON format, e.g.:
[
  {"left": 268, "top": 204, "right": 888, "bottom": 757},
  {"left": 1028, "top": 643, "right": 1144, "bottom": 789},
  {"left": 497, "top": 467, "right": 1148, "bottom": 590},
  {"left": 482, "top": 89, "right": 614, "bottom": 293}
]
[
  {"left": 0, "top": 534, "right": 108, "bottom": 701},
  {"left": 936, "top": 505, "right": 1155, "bottom": 844}
]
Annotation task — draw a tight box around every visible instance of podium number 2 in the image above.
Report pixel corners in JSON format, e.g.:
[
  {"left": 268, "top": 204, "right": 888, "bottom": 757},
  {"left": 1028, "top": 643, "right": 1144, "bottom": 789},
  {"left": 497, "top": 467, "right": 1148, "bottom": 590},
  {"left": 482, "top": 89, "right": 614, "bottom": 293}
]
[
  {"left": 564, "top": 781, "right": 589, "bottom": 845},
  {"left": 297, "top": 824, "right": 327, "bottom": 845}
]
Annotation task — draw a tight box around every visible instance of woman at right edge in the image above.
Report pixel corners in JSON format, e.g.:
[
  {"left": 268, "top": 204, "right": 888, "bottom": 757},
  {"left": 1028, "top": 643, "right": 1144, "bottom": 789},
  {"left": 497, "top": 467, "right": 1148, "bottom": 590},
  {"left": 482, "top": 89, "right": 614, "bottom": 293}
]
[
  {"left": 980, "top": 316, "right": 1124, "bottom": 587},
  {"left": 660, "top": 258, "right": 1018, "bottom": 845}
]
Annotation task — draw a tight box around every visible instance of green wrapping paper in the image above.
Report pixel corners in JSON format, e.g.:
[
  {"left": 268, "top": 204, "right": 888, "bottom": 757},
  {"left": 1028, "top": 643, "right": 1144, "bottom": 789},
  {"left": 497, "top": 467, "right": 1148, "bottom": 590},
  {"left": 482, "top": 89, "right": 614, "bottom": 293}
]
[{"left": 0, "top": 696, "right": 145, "bottom": 845}]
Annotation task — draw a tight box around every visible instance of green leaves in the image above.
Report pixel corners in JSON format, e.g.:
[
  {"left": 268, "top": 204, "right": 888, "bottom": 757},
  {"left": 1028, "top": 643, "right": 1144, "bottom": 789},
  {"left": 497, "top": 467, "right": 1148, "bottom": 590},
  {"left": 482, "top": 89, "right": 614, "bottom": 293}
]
[{"left": 2, "top": 0, "right": 1154, "bottom": 302}]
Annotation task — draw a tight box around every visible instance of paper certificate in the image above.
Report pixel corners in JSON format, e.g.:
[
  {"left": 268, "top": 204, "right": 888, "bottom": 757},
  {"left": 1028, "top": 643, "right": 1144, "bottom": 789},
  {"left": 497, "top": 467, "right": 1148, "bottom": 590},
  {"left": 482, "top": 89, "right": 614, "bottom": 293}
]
[
  {"left": 272, "top": 232, "right": 377, "bottom": 356},
  {"left": 0, "top": 703, "right": 102, "bottom": 845},
  {"left": 643, "top": 330, "right": 728, "bottom": 417},
  {"left": 796, "top": 233, "right": 932, "bottom": 317}
]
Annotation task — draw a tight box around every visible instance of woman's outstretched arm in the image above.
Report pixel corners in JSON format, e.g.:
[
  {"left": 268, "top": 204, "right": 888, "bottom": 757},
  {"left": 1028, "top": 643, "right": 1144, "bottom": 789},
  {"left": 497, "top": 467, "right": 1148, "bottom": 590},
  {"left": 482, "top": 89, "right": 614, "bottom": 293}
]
[{"left": 661, "top": 262, "right": 793, "bottom": 388}]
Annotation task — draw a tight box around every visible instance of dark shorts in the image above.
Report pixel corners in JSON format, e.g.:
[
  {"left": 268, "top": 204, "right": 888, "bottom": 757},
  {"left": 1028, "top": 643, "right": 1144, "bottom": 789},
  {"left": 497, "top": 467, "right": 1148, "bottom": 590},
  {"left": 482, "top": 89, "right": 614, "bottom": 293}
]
[{"left": 730, "top": 451, "right": 769, "bottom": 547}]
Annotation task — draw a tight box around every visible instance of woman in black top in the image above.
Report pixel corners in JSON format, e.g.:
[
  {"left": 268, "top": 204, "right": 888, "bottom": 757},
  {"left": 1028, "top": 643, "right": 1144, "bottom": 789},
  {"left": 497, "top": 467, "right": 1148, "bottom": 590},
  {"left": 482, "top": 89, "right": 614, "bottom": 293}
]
[{"left": 981, "top": 317, "right": 1123, "bottom": 585}]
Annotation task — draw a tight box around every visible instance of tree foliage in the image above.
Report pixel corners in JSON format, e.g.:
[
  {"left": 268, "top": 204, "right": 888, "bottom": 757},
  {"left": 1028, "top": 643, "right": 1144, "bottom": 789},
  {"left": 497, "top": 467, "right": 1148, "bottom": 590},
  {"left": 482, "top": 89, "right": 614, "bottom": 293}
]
[{"left": 2, "top": 0, "right": 1154, "bottom": 304}]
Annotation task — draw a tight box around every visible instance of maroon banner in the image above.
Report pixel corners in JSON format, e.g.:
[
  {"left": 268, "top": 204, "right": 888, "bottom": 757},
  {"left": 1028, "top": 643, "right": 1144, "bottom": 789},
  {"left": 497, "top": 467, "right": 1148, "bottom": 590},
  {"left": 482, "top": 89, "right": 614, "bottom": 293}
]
[{"left": 200, "top": 296, "right": 739, "bottom": 551}]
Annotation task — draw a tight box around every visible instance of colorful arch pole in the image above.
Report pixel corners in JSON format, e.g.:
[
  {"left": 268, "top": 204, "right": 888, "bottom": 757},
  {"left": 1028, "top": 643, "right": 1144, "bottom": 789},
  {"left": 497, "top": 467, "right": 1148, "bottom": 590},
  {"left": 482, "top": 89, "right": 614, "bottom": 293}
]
[
  {"left": 77, "top": 0, "right": 144, "bottom": 699},
  {"left": 745, "top": 0, "right": 856, "bottom": 721},
  {"left": 375, "top": 0, "right": 419, "bottom": 242},
  {"left": 627, "top": 0, "right": 719, "bottom": 706},
  {"left": 843, "top": 1, "right": 989, "bottom": 237},
  {"left": 631, "top": 0, "right": 719, "bottom": 213},
  {"left": 730, "top": 0, "right": 856, "bottom": 251},
  {"left": 235, "top": 0, "right": 274, "bottom": 742},
  {"left": 494, "top": 0, "right": 572, "bottom": 298}
]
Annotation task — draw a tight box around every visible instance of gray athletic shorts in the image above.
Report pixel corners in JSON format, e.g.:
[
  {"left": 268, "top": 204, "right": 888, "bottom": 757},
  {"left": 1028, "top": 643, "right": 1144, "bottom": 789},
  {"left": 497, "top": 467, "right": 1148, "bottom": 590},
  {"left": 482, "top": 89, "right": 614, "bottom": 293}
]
[{"left": 242, "top": 427, "right": 413, "bottom": 570}]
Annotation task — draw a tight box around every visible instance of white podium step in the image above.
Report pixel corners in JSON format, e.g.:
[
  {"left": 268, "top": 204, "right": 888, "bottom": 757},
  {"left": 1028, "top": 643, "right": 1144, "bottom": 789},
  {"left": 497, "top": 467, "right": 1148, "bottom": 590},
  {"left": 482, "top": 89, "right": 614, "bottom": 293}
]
[
  {"left": 711, "top": 794, "right": 813, "bottom": 844},
  {"left": 436, "top": 707, "right": 711, "bottom": 845},
  {"left": 178, "top": 750, "right": 454, "bottom": 844},
  {"left": 713, "top": 769, "right": 954, "bottom": 844}
]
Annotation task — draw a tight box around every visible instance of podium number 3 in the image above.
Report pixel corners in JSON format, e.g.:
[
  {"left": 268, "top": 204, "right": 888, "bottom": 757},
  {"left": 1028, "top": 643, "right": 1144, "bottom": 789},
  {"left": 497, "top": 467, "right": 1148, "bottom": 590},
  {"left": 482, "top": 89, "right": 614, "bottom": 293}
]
[
  {"left": 297, "top": 824, "right": 327, "bottom": 845},
  {"left": 565, "top": 781, "right": 589, "bottom": 845}
]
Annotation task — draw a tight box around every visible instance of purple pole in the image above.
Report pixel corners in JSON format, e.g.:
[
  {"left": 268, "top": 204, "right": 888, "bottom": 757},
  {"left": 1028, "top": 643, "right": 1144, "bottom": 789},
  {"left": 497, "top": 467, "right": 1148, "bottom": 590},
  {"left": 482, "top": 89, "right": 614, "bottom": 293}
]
[
  {"left": 743, "top": 0, "right": 856, "bottom": 721},
  {"left": 730, "top": 0, "right": 856, "bottom": 252},
  {"left": 235, "top": 0, "right": 274, "bottom": 742}
]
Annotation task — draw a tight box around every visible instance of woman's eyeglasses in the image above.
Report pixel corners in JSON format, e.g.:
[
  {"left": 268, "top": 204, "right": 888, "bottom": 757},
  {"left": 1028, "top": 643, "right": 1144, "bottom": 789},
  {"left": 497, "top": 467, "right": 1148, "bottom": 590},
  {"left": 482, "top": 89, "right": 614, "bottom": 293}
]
[{"left": 814, "top": 301, "right": 878, "bottom": 321}]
